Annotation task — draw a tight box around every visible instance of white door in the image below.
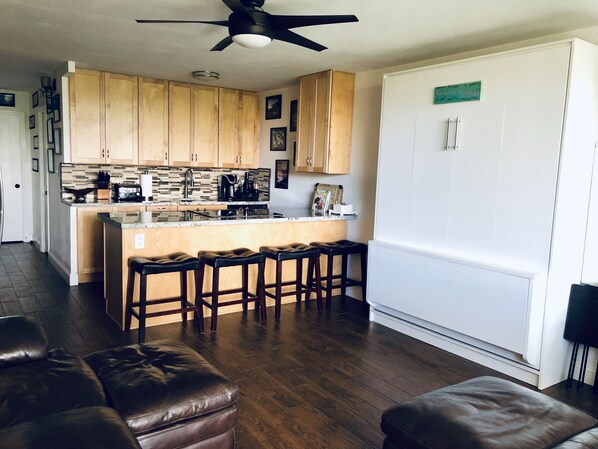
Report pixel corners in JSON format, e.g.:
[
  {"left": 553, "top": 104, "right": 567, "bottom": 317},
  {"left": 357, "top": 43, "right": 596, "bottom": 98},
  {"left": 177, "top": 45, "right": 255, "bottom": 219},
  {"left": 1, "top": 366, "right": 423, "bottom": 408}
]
[{"left": 0, "top": 112, "right": 24, "bottom": 242}]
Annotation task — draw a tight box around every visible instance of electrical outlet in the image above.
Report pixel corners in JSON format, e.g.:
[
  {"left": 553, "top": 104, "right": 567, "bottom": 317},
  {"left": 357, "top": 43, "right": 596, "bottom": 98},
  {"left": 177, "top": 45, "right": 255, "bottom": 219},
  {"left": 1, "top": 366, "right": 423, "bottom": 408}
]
[{"left": 134, "top": 234, "right": 145, "bottom": 249}]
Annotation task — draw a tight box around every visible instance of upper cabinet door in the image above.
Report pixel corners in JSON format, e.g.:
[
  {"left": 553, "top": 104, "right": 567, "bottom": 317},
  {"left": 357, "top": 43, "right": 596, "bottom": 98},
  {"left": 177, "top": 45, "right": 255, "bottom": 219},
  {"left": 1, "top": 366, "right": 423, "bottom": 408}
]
[
  {"left": 218, "top": 88, "right": 240, "bottom": 168},
  {"left": 238, "top": 90, "right": 259, "bottom": 168},
  {"left": 218, "top": 88, "right": 259, "bottom": 169},
  {"left": 193, "top": 85, "right": 219, "bottom": 167},
  {"left": 168, "top": 82, "right": 193, "bottom": 167},
  {"left": 296, "top": 70, "right": 354, "bottom": 174},
  {"left": 70, "top": 69, "right": 105, "bottom": 163},
  {"left": 139, "top": 78, "right": 169, "bottom": 166},
  {"left": 104, "top": 73, "right": 138, "bottom": 165}
]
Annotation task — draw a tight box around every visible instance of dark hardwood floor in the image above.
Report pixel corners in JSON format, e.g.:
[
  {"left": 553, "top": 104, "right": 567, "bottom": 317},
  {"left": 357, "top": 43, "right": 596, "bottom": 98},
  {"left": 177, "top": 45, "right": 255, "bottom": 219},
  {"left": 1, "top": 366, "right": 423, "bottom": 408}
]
[{"left": 1, "top": 242, "right": 597, "bottom": 448}]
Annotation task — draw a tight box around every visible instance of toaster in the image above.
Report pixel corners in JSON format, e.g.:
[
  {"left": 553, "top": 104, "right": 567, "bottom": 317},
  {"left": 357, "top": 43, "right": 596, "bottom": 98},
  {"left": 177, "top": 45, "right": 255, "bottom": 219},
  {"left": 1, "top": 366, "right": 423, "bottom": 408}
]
[{"left": 112, "top": 183, "right": 143, "bottom": 202}]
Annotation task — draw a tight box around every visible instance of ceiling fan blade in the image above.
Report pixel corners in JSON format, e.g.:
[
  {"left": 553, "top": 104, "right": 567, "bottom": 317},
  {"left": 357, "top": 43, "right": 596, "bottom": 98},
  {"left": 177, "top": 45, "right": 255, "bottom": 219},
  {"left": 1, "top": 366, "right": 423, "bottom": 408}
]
[
  {"left": 136, "top": 19, "right": 229, "bottom": 26},
  {"left": 269, "top": 14, "right": 358, "bottom": 30},
  {"left": 221, "top": 0, "right": 257, "bottom": 24},
  {"left": 271, "top": 29, "right": 326, "bottom": 52},
  {"left": 211, "top": 36, "right": 234, "bottom": 51}
]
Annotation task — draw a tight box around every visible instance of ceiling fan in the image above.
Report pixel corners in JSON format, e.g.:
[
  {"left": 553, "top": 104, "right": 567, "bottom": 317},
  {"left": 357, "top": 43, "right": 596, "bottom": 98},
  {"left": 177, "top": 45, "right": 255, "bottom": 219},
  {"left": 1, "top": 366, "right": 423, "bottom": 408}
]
[{"left": 136, "top": 0, "right": 358, "bottom": 52}]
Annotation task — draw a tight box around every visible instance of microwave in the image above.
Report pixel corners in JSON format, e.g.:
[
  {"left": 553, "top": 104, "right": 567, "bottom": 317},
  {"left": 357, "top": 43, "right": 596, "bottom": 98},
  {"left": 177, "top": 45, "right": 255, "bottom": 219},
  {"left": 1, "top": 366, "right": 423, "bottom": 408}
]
[{"left": 113, "top": 183, "right": 143, "bottom": 202}]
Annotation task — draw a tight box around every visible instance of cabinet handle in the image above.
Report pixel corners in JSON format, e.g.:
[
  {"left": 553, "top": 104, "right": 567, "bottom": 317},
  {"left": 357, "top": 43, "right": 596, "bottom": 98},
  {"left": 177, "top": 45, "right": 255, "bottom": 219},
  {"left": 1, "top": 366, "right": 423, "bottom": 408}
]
[
  {"left": 102, "top": 149, "right": 105, "bottom": 158},
  {"left": 444, "top": 119, "right": 451, "bottom": 150},
  {"left": 107, "top": 149, "right": 110, "bottom": 159},
  {"left": 454, "top": 117, "right": 461, "bottom": 150},
  {"left": 165, "top": 152, "right": 168, "bottom": 161}
]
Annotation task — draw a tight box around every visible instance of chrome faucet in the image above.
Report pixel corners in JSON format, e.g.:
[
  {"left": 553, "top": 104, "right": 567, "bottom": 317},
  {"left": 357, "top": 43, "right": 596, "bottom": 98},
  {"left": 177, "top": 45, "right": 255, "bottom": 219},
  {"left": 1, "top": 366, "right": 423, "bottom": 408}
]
[{"left": 183, "top": 168, "right": 194, "bottom": 199}]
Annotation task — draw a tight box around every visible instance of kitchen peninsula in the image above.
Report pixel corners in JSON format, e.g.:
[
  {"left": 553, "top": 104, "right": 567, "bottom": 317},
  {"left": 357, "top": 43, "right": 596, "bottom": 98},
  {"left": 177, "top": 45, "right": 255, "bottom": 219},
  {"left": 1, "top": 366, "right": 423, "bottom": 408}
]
[{"left": 99, "top": 208, "right": 355, "bottom": 329}]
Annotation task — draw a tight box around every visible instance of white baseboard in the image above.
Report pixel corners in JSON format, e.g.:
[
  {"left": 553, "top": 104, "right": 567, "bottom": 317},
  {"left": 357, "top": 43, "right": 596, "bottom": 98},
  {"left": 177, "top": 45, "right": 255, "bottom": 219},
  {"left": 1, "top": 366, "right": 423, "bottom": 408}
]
[
  {"left": 48, "top": 251, "right": 78, "bottom": 286},
  {"left": 369, "top": 308, "right": 541, "bottom": 387}
]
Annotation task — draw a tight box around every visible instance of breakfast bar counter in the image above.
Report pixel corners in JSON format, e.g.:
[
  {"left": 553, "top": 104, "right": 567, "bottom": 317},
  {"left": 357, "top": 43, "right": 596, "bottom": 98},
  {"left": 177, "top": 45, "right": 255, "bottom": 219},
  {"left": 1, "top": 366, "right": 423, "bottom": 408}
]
[{"left": 99, "top": 209, "right": 355, "bottom": 329}]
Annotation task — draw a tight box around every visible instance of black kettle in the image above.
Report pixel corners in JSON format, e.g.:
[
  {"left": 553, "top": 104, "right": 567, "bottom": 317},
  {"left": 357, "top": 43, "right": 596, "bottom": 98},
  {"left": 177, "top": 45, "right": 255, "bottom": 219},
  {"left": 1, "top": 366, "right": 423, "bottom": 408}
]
[{"left": 219, "top": 174, "right": 238, "bottom": 201}]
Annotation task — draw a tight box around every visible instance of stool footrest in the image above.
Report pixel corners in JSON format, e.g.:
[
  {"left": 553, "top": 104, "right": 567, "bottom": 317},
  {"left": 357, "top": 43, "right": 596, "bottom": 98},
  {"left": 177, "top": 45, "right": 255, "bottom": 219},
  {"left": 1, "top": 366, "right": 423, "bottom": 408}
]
[
  {"left": 264, "top": 284, "right": 314, "bottom": 300},
  {"left": 201, "top": 294, "right": 259, "bottom": 309},
  {"left": 201, "top": 287, "right": 253, "bottom": 298}
]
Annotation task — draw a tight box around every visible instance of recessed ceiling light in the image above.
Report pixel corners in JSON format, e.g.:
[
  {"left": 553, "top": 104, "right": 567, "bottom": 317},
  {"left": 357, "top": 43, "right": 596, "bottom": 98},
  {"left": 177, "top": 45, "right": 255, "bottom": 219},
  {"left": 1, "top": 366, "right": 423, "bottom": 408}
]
[{"left": 192, "top": 70, "right": 220, "bottom": 81}]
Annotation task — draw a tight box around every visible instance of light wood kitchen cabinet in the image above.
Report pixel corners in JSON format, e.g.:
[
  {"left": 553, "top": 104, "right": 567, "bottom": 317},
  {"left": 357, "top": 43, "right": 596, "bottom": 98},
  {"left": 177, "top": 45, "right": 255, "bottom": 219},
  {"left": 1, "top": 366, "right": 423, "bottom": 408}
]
[
  {"left": 77, "top": 206, "right": 113, "bottom": 283},
  {"left": 177, "top": 204, "right": 227, "bottom": 212},
  {"left": 77, "top": 205, "right": 145, "bottom": 282},
  {"left": 139, "top": 78, "right": 169, "bottom": 166},
  {"left": 70, "top": 69, "right": 138, "bottom": 164},
  {"left": 145, "top": 205, "right": 178, "bottom": 212},
  {"left": 218, "top": 88, "right": 260, "bottom": 168},
  {"left": 296, "top": 70, "right": 354, "bottom": 174},
  {"left": 168, "top": 82, "right": 219, "bottom": 167}
]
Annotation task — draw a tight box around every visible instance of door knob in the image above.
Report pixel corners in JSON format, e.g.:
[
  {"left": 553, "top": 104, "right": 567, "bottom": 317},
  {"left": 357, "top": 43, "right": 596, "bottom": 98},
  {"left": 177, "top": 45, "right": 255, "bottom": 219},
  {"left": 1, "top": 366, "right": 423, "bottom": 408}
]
[{"left": 15, "top": 184, "right": 20, "bottom": 189}]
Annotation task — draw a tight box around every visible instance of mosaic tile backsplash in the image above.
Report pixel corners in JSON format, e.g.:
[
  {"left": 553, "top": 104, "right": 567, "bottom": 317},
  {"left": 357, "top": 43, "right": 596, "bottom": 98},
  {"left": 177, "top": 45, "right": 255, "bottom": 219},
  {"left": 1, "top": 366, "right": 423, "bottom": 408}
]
[{"left": 60, "top": 164, "right": 271, "bottom": 202}]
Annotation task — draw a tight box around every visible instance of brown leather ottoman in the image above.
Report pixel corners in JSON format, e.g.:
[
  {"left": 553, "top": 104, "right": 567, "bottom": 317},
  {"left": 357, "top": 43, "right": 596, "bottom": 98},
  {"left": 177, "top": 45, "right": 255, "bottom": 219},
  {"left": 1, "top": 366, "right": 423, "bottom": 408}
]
[
  {"left": 85, "top": 340, "right": 239, "bottom": 449},
  {"left": 381, "top": 376, "right": 598, "bottom": 449}
]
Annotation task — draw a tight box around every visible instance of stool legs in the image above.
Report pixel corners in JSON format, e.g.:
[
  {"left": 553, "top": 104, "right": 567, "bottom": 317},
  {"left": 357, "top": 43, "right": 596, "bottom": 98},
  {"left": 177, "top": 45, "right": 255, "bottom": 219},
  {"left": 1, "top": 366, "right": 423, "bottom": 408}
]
[
  {"left": 296, "top": 259, "right": 303, "bottom": 303},
  {"left": 196, "top": 263, "right": 206, "bottom": 334},
  {"left": 360, "top": 250, "right": 368, "bottom": 299},
  {"left": 313, "top": 257, "right": 323, "bottom": 310},
  {"left": 258, "top": 261, "right": 267, "bottom": 323},
  {"left": 325, "top": 254, "right": 334, "bottom": 307},
  {"left": 124, "top": 268, "right": 135, "bottom": 332},
  {"left": 180, "top": 271, "right": 188, "bottom": 323},
  {"left": 138, "top": 274, "right": 148, "bottom": 344},
  {"left": 275, "top": 260, "right": 283, "bottom": 320},
  {"left": 211, "top": 267, "right": 220, "bottom": 333}
]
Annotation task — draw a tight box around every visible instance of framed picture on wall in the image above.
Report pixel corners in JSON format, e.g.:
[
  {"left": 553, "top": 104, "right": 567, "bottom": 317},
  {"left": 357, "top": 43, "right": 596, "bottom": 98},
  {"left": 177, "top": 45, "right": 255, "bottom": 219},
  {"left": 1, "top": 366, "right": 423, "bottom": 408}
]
[
  {"left": 53, "top": 128, "right": 62, "bottom": 155},
  {"left": 0, "top": 93, "right": 15, "bottom": 107},
  {"left": 32, "top": 91, "right": 39, "bottom": 108},
  {"left": 53, "top": 96, "right": 61, "bottom": 123},
  {"left": 33, "top": 134, "right": 39, "bottom": 150},
  {"left": 265, "top": 94, "right": 282, "bottom": 120},
  {"left": 270, "top": 127, "right": 287, "bottom": 151},
  {"left": 47, "top": 148, "right": 55, "bottom": 173},
  {"left": 29, "top": 115, "right": 35, "bottom": 129},
  {"left": 47, "top": 118, "right": 54, "bottom": 144},
  {"left": 275, "top": 159, "right": 289, "bottom": 189},
  {"left": 289, "top": 100, "right": 297, "bottom": 132},
  {"left": 32, "top": 158, "right": 39, "bottom": 172}
]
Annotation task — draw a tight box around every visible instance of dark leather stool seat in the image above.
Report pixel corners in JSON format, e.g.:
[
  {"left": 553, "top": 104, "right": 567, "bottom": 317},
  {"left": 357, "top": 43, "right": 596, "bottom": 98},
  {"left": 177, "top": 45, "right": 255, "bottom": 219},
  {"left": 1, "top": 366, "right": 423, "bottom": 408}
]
[
  {"left": 85, "top": 340, "right": 239, "bottom": 449},
  {"left": 197, "top": 248, "right": 266, "bottom": 332},
  {"left": 125, "top": 252, "right": 201, "bottom": 344},
  {"left": 259, "top": 243, "right": 323, "bottom": 320},
  {"left": 309, "top": 239, "right": 367, "bottom": 307},
  {"left": 0, "top": 407, "right": 142, "bottom": 449},
  {"left": 381, "top": 376, "right": 598, "bottom": 449}
]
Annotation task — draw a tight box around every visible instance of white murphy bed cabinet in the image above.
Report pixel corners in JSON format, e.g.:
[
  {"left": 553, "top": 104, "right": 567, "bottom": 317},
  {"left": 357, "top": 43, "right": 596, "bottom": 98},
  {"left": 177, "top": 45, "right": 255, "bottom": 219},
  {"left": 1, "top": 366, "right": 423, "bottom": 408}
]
[{"left": 368, "top": 39, "right": 598, "bottom": 389}]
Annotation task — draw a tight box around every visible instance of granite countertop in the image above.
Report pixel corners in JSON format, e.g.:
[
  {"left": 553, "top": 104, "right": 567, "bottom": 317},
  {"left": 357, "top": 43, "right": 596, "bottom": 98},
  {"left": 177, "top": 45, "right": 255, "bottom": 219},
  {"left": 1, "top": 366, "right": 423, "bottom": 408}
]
[
  {"left": 98, "top": 208, "right": 357, "bottom": 229},
  {"left": 62, "top": 199, "right": 269, "bottom": 208}
]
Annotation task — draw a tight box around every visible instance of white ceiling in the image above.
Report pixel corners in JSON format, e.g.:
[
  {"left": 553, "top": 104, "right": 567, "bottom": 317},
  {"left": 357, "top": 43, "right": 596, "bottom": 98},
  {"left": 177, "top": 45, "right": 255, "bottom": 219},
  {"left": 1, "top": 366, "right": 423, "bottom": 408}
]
[{"left": 2, "top": 0, "right": 598, "bottom": 92}]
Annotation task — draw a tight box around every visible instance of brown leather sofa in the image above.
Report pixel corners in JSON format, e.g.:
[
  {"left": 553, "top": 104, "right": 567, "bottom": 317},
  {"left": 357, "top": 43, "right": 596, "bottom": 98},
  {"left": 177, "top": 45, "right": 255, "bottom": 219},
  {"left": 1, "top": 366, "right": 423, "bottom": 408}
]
[
  {"left": 0, "top": 315, "right": 239, "bottom": 449},
  {"left": 381, "top": 376, "right": 598, "bottom": 449}
]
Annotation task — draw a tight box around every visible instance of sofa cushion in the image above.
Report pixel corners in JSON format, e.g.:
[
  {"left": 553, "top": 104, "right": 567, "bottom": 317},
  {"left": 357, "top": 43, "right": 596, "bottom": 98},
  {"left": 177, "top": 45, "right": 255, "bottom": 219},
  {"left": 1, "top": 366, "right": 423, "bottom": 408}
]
[
  {"left": 84, "top": 340, "right": 239, "bottom": 435},
  {"left": 381, "top": 376, "right": 598, "bottom": 449},
  {"left": 0, "top": 348, "right": 107, "bottom": 429},
  {"left": 0, "top": 315, "right": 48, "bottom": 368},
  {"left": 0, "top": 406, "right": 141, "bottom": 449},
  {"left": 552, "top": 427, "right": 598, "bottom": 449}
]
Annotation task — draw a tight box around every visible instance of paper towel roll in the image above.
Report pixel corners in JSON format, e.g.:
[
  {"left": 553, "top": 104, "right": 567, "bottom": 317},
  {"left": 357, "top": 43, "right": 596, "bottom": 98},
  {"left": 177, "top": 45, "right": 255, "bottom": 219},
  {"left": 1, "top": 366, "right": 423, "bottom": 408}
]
[{"left": 140, "top": 174, "right": 153, "bottom": 201}]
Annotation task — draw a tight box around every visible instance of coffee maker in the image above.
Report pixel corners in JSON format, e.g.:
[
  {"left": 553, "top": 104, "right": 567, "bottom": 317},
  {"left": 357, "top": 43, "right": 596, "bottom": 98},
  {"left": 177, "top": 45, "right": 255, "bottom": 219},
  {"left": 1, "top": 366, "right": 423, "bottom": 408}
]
[{"left": 218, "top": 174, "right": 238, "bottom": 201}]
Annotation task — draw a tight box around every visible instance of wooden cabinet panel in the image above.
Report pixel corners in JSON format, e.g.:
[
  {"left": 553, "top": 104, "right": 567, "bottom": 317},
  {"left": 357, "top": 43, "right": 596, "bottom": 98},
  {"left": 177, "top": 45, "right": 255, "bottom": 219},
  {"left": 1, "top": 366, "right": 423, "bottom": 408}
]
[
  {"left": 145, "top": 205, "right": 178, "bottom": 211},
  {"left": 218, "top": 88, "right": 259, "bottom": 168},
  {"left": 139, "top": 78, "right": 169, "bottom": 166},
  {"left": 70, "top": 70, "right": 138, "bottom": 165},
  {"left": 69, "top": 69, "right": 104, "bottom": 163},
  {"left": 105, "top": 73, "right": 138, "bottom": 164},
  {"left": 193, "top": 85, "right": 219, "bottom": 167},
  {"left": 77, "top": 207, "right": 112, "bottom": 282},
  {"left": 169, "top": 82, "right": 193, "bottom": 166},
  {"left": 296, "top": 70, "right": 354, "bottom": 174}
]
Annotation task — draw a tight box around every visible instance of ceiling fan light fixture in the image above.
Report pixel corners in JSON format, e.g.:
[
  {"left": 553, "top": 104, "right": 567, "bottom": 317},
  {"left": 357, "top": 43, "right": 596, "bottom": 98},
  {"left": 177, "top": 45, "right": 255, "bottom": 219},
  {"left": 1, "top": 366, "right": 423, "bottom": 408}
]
[
  {"left": 232, "top": 33, "right": 272, "bottom": 49},
  {"left": 192, "top": 70, "right": 220, "bottom": 80}
]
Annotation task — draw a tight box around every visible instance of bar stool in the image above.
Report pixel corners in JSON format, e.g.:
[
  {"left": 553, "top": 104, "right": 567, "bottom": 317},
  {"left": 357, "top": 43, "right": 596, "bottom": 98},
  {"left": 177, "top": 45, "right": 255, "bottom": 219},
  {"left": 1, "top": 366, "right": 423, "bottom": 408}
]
[
  {"left": 197, "top": 248, "right": 266, "bottom": 333},
  {"left": 309, "top": 240, "right": 368, "bottom": 307},
  {"left": 259, "top": 243, "right": 323, "bottom": 320},
  {"left": 124, "top": 252, "right": 202, "bottom": 344}
]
